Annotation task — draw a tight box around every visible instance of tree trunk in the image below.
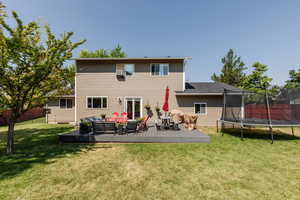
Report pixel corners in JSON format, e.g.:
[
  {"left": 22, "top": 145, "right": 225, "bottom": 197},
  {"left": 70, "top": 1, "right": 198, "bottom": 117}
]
[{"left": 6, "top": 120, "right": 15, "bottom": 154}]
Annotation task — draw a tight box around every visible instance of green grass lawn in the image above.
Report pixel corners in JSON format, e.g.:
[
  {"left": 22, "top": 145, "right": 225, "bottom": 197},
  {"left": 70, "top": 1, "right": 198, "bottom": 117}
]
[{"left": 0, "top": 119, "right": 300, "bottom": 200}]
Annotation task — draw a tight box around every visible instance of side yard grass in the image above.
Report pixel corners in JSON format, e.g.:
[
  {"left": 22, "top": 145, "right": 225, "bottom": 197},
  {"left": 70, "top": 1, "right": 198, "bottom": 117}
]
[{"left": 0, "top": 119, "right": 300, "bottom": 200}]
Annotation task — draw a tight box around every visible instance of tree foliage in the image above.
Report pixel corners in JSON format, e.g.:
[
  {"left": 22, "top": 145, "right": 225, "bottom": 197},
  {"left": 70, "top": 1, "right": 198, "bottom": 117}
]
[
  {"left": 0, "top": 11, "right": 85, "bottom": 154},
  {"left": 78, "top": 44, "right": 126, "bottom": 58},
  {"left": 242, "top": 62, "right": 273, "bottom": 93},
  {"left": 211, "top": 49, "right": 247, "bottom": 87},
  {"left": 284, "top": 69, "right": 300, "bottom": 89},
  {"left": 62, "top": 64, "right": 76, "bottom": 90},
  {"left": 0, "top": 2, "right": 6, "bottom": 19}
]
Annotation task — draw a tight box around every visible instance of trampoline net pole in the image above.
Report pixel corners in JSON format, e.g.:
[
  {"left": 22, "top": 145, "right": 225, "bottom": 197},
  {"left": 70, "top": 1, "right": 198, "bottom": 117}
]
[
  {"left": 240, "top": 92, "right": 245, "bottom": 140},
  {"left": 265, "top": 86, "right": 274, "bottom": 144}
]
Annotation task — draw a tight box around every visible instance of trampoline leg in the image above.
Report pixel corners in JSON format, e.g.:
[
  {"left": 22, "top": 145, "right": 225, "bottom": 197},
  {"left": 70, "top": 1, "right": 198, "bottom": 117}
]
[
  {"left": 241, "top": 125, "right": 244, "bottom": 141},
  {"left": 291, "top": 127, "right": 295, "bottom": 137},
  {"left": 269, "top": 127, "right": 274, "bottom": 144},
  {"left": 221, "top": 122, "right": 224, "bottom": 136}
]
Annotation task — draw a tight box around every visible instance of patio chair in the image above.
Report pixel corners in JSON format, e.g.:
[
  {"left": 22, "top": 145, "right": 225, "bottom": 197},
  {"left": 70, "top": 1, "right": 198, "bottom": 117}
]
[
  {"left": 118, "top": 112, "right": 128, "bottom": 123},
  {"left": 169, "top": 119, "right": 180, "bottom": 130},
  {"left": 123, "top": 121, "right": 138, "bottom": 135},
  {"left": 108, "top": 112, "right": 119, "bottom": 122},
  {"left": 155, "top": 119, "right": 162, "bottom": 131},
  {"left": 138, "top": 116, "right": 150, "bottom": 132}
]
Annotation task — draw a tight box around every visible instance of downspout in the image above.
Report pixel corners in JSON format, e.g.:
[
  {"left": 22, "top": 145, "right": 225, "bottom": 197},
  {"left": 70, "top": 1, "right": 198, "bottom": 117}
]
[{"left": 74, "top": 60, "right": 77, "bottom": 125}]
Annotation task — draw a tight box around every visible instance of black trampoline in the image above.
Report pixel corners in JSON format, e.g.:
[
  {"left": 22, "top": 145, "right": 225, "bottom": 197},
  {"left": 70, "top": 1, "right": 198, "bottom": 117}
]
[{"left": 220, "top": 87, "right": 300, "bottom": 143}]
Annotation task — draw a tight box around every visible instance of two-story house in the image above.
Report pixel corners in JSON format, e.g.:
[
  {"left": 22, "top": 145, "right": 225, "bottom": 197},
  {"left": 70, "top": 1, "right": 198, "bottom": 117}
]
[{"left": 47, "top": 57, "right": 242, "bottom": 126}]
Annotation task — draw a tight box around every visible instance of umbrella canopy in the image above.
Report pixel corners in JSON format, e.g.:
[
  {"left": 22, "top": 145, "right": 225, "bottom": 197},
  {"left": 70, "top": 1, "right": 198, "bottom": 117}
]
[{"left": 162, "top": 87, "right": 169, "bottom": 112}]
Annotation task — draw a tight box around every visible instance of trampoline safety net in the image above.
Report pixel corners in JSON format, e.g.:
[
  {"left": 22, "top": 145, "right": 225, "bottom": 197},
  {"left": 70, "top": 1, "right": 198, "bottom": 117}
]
[{"left": 222, "top": 87, "right": 300, "bottom": 126}]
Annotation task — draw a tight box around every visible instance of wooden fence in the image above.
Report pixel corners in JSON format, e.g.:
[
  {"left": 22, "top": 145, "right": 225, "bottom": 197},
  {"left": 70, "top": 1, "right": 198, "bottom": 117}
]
[
  {"left": 0, "top": 108, "right": 45, "bottom": 126},
  {"left": 245, "top": 104, "right": 300, "bottom": 121}
]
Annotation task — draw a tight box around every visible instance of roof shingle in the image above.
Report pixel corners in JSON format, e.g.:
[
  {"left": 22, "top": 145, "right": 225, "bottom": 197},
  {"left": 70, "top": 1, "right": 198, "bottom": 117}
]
[{"left": 176, "top": 82, "right": 242, "bottom": 94}]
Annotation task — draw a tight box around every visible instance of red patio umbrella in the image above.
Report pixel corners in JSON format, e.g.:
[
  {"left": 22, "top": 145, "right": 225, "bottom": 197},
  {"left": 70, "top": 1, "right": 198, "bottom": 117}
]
[{"left": 162, "top": 86, "right": 169, "bottom": 112}]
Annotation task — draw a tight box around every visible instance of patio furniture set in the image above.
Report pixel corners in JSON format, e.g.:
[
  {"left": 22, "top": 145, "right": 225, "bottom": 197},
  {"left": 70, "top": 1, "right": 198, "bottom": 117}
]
[
  {"left": 155, "top": 115, "right": 180, "bottom": 131},
  {"left": 79, "top": 111, "right": 181, "bottom": 135},
  {"left": 79, "top": 112, "right": 149, "bottom": 135}
]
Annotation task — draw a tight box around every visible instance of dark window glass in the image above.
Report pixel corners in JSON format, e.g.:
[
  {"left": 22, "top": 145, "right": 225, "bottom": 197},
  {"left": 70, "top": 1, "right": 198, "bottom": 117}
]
[
  {"left": 102, "top": 97, "right": 107, "bottom": 108},
  {"left": 67, "top": 99, "right": 72, "bottom": 108},
  {"left": 93, "top": 98, "right": 102, "bottom": 108},
  {"left": 151, "top": 64, "right": 168, "bottom": 76},
  {"left": 87, "top": 98, "right": 92, "bottom": 108},
  {"left": 195, "top": 103, "right": 206, "bottom": 114},
  {"left": 60, "top": 99, "right": 66, "bottom": 109}
]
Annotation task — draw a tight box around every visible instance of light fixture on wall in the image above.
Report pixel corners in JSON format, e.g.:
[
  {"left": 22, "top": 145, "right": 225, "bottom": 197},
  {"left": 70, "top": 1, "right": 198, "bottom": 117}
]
[{"left": 117, "top": 97, "right": 122, "bottom": 104}]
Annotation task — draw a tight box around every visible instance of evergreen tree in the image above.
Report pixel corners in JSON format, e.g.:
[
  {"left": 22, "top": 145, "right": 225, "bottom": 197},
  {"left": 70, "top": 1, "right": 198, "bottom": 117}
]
[
  {"left": 243, "top": 62, "right": 273, "bottom": 93},
  {"left": 211, "top": 49, "right": 247, "bottom": 87},
  {"left": 284, "top": 69, "right": 300, "bottom": 88}
]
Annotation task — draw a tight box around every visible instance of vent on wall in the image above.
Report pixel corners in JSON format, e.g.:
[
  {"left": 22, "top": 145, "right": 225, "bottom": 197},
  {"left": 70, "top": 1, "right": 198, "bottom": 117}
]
[{"left": 116, "top": 69, "right": 125, "bottom": 77}]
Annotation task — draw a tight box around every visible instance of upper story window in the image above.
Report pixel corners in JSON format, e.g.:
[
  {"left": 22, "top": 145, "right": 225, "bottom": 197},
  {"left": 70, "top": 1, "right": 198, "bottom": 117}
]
[
  {"left": 87, "top": 96, "right": 108, "bottom": 109},
  {"left": 60, "top": 98, "right": 72, "bottom": 109},
  {"left": 151, "top": 63, "right": 169, "bottom": 76},
  {"left": 194, "top": 103, "right": 207, "bottom": 115},
  {"left": 124, "top": 64, "right": 134, "bottom": 76}
]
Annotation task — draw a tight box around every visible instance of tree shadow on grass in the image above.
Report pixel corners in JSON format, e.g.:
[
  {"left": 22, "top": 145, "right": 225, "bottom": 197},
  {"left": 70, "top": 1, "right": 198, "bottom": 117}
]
[
  {"left": 0, "top": 126, "right": 95, "bottom": 180},
  {"left": 222, "top": 127, "right": 300, "bottom": 141}
]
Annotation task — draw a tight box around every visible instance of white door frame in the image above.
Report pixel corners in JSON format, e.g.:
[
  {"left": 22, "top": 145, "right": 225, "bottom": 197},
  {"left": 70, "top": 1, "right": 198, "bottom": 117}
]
[{"left": 124, "top": 97, "right": 143, "bottom": 120}]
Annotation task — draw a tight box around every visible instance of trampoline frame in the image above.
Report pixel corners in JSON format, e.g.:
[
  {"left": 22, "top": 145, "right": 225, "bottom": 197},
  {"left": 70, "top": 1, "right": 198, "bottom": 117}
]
[{"left": 219, "top": 88, "right": 300, "bottom": 143}]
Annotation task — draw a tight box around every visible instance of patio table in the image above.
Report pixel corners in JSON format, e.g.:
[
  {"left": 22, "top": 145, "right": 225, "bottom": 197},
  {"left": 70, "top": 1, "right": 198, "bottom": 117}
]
[{"left": 161, "top": 116, "right": 171, "bottom": 128}]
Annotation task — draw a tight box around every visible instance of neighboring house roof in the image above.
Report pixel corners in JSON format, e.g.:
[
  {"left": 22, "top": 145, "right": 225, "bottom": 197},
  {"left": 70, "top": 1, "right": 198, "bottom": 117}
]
[
  {"left": 176, "top": 82, "right": 243, "bottom": 95},
  {"left": 71, "top": 57, "right": 189, "bottom": 61}
]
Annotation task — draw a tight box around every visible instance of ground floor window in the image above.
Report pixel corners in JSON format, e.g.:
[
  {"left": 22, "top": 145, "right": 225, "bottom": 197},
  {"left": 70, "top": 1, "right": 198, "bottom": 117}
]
[
  {"left": 60, "top": 98, "right": 73, "bottom": 109},
  {"left": 194, "top": 103, "right": 207, "bottom": 115},
  {"left": 87, "top": 96, "right": 108, "bottom": 108}
]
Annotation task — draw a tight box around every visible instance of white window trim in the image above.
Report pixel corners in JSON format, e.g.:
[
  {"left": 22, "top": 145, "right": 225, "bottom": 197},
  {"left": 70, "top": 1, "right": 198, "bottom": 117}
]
[
  {"left": 124, "top": 64, "right": 135, "bottom": 76},
  {"left": 194, "top": 102, "right": 207, "bottom": 115},
  {"left": 123, "top": 96, "right": 143, "bottom": 120},
  {"left": 59, "top": 98, "right": 73, "bottom": 109},
  {"left": 150, "top": 63, "right": 169, "bottom": 76},
  {"left": 86, "top": 96, "right": 108, "bottom": 109}
]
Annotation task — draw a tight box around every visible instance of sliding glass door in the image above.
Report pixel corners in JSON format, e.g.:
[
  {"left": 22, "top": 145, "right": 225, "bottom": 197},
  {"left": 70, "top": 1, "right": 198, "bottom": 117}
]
[{"left": 125, "top": 98, "right": 142, "bottom": 120}]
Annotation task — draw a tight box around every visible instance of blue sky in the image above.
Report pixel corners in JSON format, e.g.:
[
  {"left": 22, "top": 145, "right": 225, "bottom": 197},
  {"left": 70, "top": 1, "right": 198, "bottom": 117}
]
[{"left": 3, "top": 0, "right": 300, "bottom": 85}]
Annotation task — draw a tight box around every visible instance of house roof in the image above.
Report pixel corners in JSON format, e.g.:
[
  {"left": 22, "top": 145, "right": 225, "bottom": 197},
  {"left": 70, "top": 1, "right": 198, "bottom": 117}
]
[
  {"left": 71, "top": 57, "right": 189, "bottom": 61},
  {"left": 175, "top": 82, "right": 243, "bottom": 95}
]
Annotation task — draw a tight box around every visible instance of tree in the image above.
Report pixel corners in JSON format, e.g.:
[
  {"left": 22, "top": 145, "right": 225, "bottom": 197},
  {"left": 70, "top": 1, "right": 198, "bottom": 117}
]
[
  {"left": 0, "top": 11, "right": 85, "bottom": 154},
  {"left": 242, "top": 62, "right": 273, "bottom": 93},
  {"left": 211, "top": 49, "right": 247, "bottom": 87},
  {"left": 0, "top": 2, "right": 5, "bottom": 19},
  {"left": 63, "top": 64, "right": 76, "bottom": 90},
  {"left": 284, "top": 69, "right": 300, "bottom": 88},
  {"left": 78, "top": 44, "right": 126, "bottom": 58}
]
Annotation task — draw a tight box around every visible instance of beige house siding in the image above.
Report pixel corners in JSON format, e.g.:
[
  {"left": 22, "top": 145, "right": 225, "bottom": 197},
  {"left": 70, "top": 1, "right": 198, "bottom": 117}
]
[
  {"left": 176, "top": 95, "right": 223, "bottom": 126},
  {"left": 75, "top": 60, "right": 184, "bottom": 122},
  {"left": 47, "top": 59, "right": 225, "bottom": 127},
  {"left": 47, "top": 98, "right": 75, "bottom": 123}
]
